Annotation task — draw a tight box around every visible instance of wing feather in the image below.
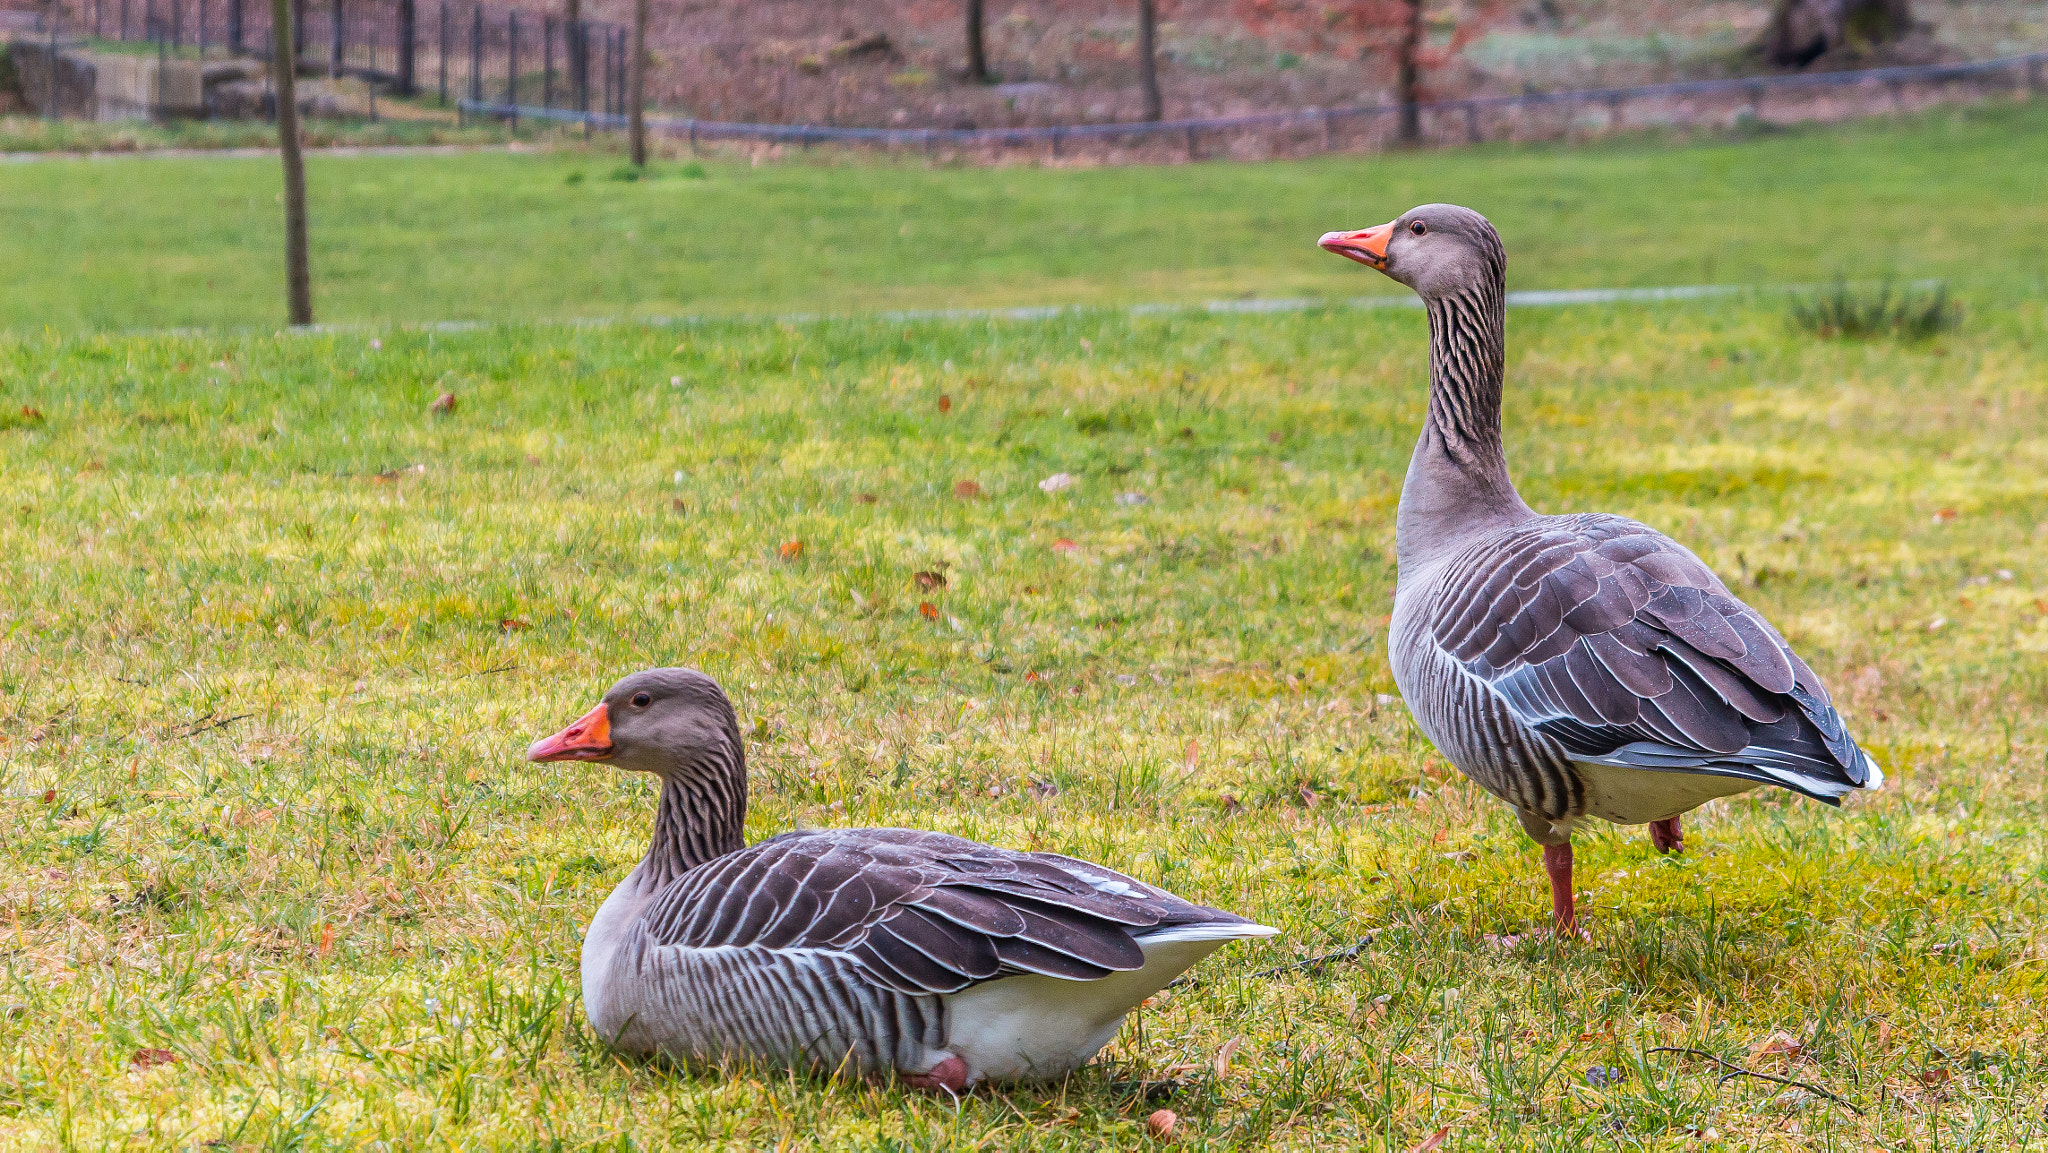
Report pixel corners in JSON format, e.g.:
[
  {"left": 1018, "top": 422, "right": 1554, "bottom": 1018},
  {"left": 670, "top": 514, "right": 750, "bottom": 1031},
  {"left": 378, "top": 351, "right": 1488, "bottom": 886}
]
[{"left": 1429, "top": 513, "right": 1874, "bottom": 799}]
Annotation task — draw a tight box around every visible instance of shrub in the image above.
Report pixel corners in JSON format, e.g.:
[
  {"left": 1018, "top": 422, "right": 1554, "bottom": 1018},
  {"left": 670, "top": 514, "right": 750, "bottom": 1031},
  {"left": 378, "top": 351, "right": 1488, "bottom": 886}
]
[{"left": 1788, "top": 278, "right": 1959, "bottom": 341}]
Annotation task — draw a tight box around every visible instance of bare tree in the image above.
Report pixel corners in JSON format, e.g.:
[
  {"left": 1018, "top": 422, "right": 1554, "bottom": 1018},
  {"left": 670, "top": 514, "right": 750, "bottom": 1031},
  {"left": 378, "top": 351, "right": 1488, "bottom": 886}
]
[
  {"left": 628, "top": 0, "right": 648, "bottom": 166},
  {"left": 1395, "top": 0, "right": 1421, "bottom": 142},
  {"left": 270, "top": 0, "right": 312, "bottom": 324},
  {"left": 1137, "top": 0, "right": 1161, "bottom": 121},
  {"left": 965, "top": 0, "right": 991, "bottom": 82}
]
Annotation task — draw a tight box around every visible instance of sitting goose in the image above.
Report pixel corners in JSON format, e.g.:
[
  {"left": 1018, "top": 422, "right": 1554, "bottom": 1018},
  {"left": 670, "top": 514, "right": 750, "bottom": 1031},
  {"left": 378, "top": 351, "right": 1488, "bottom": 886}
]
[
  {"left": 528, "top": 667, "right": 1277, "bottom": 1088},
  {"left": 1317, "top": 205, "right": 1881, "bottom": 935}
]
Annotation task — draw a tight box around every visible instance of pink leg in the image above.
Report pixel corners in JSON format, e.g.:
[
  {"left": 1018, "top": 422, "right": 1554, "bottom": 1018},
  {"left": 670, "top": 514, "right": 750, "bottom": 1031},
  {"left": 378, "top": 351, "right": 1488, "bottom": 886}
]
[
  {"left": 1542, "top": 842, "right": 1580, "bottom": 936},
  {"left": 1649, "top": 816, "right": 1683, "bottom": 855},
  {"left": 903, "top": 1054, "right": 972, "bottom": 1094}
]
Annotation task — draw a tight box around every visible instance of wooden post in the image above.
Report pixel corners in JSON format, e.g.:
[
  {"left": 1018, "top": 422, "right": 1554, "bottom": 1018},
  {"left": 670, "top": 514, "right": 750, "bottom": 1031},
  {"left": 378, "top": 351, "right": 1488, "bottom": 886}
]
[
  {"left": 505, "top": 8, "right": 518, "bottom": 123},
  {"left": 396, "top": 0, "right": 414, "bottom": 95},
  {"left": 1137, "top": 0, "right": 1161, "bottom": 121},
  {"left": 328, "top": 0, "right": 342, "bottom": 77},
  {"left": 1464, "top": 101, "right": 1479, "bottom": 143},
  {"left": 964, "top": 0, "right": 988, "bottom": 83},
  {"left": 628, "top": 0, "right": 646, "bottom": 164},
  {"left": 542, "top": 16, "right": 553, "bottom": 109},
  {"left": 467, "top": 2, "right": 479, "bottom": 104},
  {"left": 271, "top": 0, "right": 312, "bottom": 325},
  {"left": 228, "top": 0, "right": 240, "bottom": 53},
  {"left": 436, "top": 0, "right": 448, "bottom": 104}
]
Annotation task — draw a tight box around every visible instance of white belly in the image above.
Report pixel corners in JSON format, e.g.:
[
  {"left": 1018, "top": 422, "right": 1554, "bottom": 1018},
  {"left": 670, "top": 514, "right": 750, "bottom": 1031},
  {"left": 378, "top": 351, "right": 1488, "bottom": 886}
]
[{"left": 1573, "top": 761, "right": 1757, "bottom": 825}]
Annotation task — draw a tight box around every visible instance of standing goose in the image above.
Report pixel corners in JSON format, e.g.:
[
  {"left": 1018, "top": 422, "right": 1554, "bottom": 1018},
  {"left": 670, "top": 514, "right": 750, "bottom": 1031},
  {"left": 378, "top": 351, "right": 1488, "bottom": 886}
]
[
  {"left": 528, "top": 668, "right": 1277, "bottom": 1088},
  {"left": 1317, "top": 205, "right": 1881, "bottom": 935}
]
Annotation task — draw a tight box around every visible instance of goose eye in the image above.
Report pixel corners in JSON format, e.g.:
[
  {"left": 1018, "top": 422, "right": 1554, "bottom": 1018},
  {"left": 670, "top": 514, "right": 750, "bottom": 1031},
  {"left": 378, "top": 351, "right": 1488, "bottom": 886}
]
[
  {"left": 631, "top": 692, "right": 652, "bottom": 708},
  {"left": 1409, "top": 220, "right": 1428, "bottom": 236}
]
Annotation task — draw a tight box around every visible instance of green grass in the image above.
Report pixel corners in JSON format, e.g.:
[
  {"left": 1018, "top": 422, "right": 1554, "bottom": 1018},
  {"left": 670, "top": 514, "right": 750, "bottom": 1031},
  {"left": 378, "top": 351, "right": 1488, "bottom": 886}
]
[
  {"left": 2, "top": 290, "right": 2045, "bottom": 1148},
  {"left": 3, "top": 99, "right": 2048, "bottom": 332}
]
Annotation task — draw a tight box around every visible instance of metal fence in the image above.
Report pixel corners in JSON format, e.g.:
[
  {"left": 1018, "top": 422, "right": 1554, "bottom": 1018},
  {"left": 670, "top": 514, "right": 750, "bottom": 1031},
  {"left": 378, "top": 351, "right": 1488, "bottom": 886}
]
[
  {"left": 462, "top": 48, "right": 2048, "bottom": 158},
  {"left": 46, "top": 0, "right": 627, "bottom": 113}
]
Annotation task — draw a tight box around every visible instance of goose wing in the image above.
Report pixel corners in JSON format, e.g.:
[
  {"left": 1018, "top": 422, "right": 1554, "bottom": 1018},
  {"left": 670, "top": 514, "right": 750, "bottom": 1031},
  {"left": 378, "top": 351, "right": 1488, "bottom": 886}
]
[
  {"left": 633, "top": 828, "right": 1258, "bottom": 994},
  {"left": 1430, "top": 513, "right": 1878, "bottom": 802}
]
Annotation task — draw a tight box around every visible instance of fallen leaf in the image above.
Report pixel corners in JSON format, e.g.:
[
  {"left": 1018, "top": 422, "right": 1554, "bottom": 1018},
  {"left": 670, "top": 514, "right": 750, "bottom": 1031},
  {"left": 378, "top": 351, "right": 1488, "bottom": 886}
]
[
  {"left": 1219, "top": 794, "right": 1242, "bottom": 815},
  {"left": 1051, "top": 538, "right": 1079, "bottom": 553},
  {"left": 1407, "top": 1125, "right": 1452, "bottom": 1153},
  {"left": 953, "top": 480, "right": 982, "bottom": 499},
  {"left": 1750, "top": 1031, "right": 1805, "bottom": 1066},
  {"left": 1267, "top": 431, "right": 1283, "bottom": 444},
  {"left": 1932, "top": 507, "right": 1958, "bottom": 523},
  {"left": 373, "top": 464, "right": 426, "bottom": 482},
  {"left": 318, "top": 923, "right": 335, "bottom": 957},
  {"left": 670, "top": 497, "right": 687, "bottom": 512},
  {"left": 1213, "top": 1036, "right": 1243, "bottom": 1079},
  {"left": 498, "top": 618, "right": 531, "bottom": 631},
  {"left": 1038, "top": 472, "right": 1077, "bottom": 493},
  {"left": 1182, "top": 739, "right": 1199, "bottom": 774},
  {"left": 429, "top": 392, "right": 457, "bottom": 414},
  {"left": 40, "top": 789, "right": 56, "bottom": 805},
  {"left": 1918, "top": 1067, "right": 1952, "bottom": 1086},
  {"left": 1028, "top": 777, "right": 1059, "bottom": 798},
  {"left": 369, "top": 338, "right": 382, "bottom": 351},
  {"left": 778, "top": 540, "right": 805, "bottom": 560},
  {"left": 857, "top": 492, "right": 879, "bottom": 504},
  {"left": 913, "top": 571, "right": 947, "bottom": 591},
  {"left": 19, "top": 406, "right": 43, "bottom": 423},
  {"left": 1146, "top": 1109, "right": 1177, "bottom": 1139},
  {"left": 130, "top": 1048, "right": 177, "bottom": 1069},
  {"left": 918, "top": 602, "right": 940, "bottom": 620},
  {"left": 937, "top": 394, "right": 952, "bottom": 413}
]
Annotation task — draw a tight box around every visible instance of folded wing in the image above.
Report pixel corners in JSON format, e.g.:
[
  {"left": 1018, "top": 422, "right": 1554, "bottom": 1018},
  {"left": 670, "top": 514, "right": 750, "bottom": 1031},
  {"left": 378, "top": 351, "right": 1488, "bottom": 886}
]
[{"left": 1431, "top": 514, "right": 1877, "bottom": 803}]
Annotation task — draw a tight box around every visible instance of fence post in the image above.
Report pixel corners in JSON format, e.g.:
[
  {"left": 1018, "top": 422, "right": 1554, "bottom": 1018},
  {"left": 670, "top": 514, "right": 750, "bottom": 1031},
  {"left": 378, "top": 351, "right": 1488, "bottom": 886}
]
[
  {"left": 292, "top": 0, "right": 303, "bottom": 62},
  {"left": 172, "top": 0, "right": 181, "bottom": 47},
  {"left": 1184, "top": 124, "right": 1197, "bottom": 160},
  {"left": 467, "top": 2, "right": 480, "bottom": 105},
  {"left": 228, "top": 0, "right": 240, "bottom": 53},
  {"left": 121, "top": 0, "right": 130, "bottom": 42},
  {"left": 542, "top": 15, "right": 552, "bottom": 109},
  {"left": 328, "top": 0, "right": 341, "bottom": 77},
  {"left": 505, "top": 8, "right": 517, "bottom": 126},
  {"left": 1606, "top": 92, "right": 1623, "bottom": 131},
  {"left": 1463, "top": 101, "right": 1479, "bottom": 143},
  {"left": 396, "top": 0, "right": 414, "bottom": 95},
  {"left": 436, "top": 0, "right": 447, "bottom": 103}
]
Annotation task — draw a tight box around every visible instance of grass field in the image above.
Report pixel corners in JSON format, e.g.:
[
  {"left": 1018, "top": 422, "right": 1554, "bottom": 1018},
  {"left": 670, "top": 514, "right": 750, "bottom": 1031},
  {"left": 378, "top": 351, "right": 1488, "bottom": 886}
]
[
  {"left": 2, "top": 282, "right": 2045, "bottom": 1146},
  {"left": 3, "top": 99, "right": 2048, "bottom": 332}
]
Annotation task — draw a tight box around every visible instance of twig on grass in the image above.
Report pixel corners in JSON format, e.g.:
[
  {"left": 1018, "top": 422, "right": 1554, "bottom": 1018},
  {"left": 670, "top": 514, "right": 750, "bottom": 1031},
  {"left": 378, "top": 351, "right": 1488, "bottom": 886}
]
[
  {"left": 460, "top": 663, "right": 520, "bottom": 679},
  {"left": 174, "top": 712, "right": 254, "bottom": 740},
  {"left": 1167, "top": 934, "right": 1373, "bottom": 990},
  {"left": 1645, "top": 1047, "right": 1863, "bottom": 1115}
]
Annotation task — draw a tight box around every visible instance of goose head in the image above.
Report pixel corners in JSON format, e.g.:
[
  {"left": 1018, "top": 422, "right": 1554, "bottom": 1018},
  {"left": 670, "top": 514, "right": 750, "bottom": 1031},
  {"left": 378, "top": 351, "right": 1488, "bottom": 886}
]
[
  {"left": 527, "top": 667, "right": 743, "bottom": 781},
  {"left": 1319, "top": 203, "right": 1506, "bottom": 301}
]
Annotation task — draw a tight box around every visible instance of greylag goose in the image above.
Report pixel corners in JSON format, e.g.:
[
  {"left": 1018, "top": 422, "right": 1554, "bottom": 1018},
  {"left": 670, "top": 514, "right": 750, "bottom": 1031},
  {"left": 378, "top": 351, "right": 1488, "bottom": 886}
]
[
  {"left": 1317, "top": 205, "right": 1882, "bottom": 935},
  {"left": 528, "top": 668, "right": 1277, "bottom": 1088}
]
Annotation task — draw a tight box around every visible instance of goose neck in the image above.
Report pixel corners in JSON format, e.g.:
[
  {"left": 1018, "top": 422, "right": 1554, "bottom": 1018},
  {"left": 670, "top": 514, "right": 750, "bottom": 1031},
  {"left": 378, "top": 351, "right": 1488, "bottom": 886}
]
[
  {"left": 1395, "top": 283, "right": 1532, "bottom": 579},
  {"left": 641, "top": 753, "right": 747, "bottom": 887}
]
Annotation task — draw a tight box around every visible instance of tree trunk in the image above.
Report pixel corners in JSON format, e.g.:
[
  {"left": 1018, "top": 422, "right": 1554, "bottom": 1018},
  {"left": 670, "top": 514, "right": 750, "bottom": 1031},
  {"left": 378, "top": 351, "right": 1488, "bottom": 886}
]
[
  {"left": 1396, "top": 0, "right": 1422, "bottom": 143},
  {"left": 965, "top": 0, "right": 989, "bottom": 83},
  {"left": 1137, "top": 0, "right": 1160, "bottom": 121},
  {"left": 1762, "top": 0, "right": 1915, "bottom": 68},
  {"left": 628, "top": 0, "right": 647, "bottom": 165},
  {"left": 271, "top": 0, "right": 312, "bottom": 325}
]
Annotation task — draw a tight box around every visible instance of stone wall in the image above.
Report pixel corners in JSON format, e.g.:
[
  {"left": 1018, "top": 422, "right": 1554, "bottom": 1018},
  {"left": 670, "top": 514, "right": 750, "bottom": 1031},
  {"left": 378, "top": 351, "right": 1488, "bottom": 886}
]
[{"left": 6, "top": 38, "right": 214, "bottom": 119}]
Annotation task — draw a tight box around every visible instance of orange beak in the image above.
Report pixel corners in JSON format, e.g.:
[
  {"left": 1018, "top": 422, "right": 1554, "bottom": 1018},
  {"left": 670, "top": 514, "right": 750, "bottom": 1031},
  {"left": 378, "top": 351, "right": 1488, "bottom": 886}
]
[
  {"left": 527, "top": 702, "right": 613, "bottom": 762},
  {"left": 1318, "top": 222, "right": 1395, "bottom": 270}
]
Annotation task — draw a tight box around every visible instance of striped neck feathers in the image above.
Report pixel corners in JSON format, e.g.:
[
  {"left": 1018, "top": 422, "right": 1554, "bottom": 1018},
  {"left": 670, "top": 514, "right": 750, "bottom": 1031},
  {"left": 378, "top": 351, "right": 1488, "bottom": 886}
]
[
  {"left": 642, "top": 740, "right": 748, "bottom": 887},
  {"left": 1421, "top": 276, "right": 1510, "bottom": 480}
]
